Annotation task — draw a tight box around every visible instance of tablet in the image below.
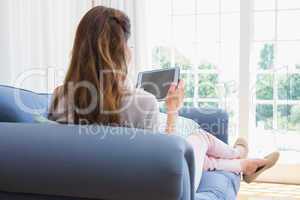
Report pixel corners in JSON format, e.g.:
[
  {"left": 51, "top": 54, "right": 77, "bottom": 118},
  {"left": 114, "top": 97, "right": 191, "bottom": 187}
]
[{"left": 136, "top": 67, "right": 180, "bottom": 101}]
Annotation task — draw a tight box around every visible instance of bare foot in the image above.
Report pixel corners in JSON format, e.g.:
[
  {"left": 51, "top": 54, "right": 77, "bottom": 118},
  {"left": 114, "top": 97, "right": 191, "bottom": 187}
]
[{"left": 241, "top": 159, "right": 267, "bottom": 176}]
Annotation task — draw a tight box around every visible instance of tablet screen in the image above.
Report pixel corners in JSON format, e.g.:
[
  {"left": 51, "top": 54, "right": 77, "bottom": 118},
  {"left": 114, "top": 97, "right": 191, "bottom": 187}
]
[{"left": 137, "top": 68, "right": 180, "bottom": 100}]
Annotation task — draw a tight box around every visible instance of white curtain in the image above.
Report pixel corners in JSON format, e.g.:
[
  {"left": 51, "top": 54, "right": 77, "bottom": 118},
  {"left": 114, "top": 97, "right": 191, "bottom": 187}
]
[
  {"left": 0, "top": 0, "right": 92, "bottom": 92},
  {"left": 0, "top": 0, "right": 148, "bottom": 92}
]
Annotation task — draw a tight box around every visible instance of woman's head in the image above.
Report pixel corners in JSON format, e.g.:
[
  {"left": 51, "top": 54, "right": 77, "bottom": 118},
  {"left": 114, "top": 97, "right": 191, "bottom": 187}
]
[{"left": 62, "top": 6, "right": 131, "bottom": 124}]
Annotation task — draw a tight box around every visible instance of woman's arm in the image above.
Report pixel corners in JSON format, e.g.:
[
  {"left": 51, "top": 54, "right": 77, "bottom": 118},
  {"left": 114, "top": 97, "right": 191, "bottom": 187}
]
[
  {"left": 165, "top": 112, "right": 178, "bottom": 133},
  {"left": 165, "top": 80, "right": 185, "bottom": 134}
]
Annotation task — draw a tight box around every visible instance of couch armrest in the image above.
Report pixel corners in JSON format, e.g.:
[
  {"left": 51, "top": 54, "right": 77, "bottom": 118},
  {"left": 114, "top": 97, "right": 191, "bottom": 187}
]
[
  {"left": 0, "top": 123, "right": 195, "bottom": 200},
  {"left": 179, "top": 107, "right": 229, "bottom": 144}
]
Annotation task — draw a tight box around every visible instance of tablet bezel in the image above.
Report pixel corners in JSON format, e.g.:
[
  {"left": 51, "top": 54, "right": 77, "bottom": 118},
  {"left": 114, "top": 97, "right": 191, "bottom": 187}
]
[{"left": 136, "top": 67, "right": 180, "bottom": 101}]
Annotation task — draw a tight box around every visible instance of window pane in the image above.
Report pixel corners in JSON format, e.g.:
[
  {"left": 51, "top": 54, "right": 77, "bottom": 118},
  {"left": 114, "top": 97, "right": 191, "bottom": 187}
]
[
  {"left": 277, "top": 105, "right": 290, "bottom": 130},
  {"left": 221, "top": 0, "right": 240, "bottom": 12},
  {"left": 278, "top": 74, "right": 300, "bottom": 100},
  {"left": 220, "top": 13, "right": 239, "bottom": 81},
  {"left": 148, "top": 0, "right": 172, "bottom": 44},
  {"left": 149, "top": 0, "right": 172, "bottom": 15},
  {"left": 289, "top": 105, "right": 300, "bottom": 131},
  {"left": 197, "top": 0, "right": 219, "bottom": 13},
  {"left": 277, "top": 42, "right": 300, "bottom": 68},
  {"left": 278, "top": 74, "right": 290, "bottom": 100},
  {"left": 173, "top": 0, "right": 195, "bottom": 15},
  {"left": 173, "top": 16, "right": 196, "bottom": 44},
  {"left": 290, "top": 74, "right": 300, "bottom": 100},
  {"left": 184, "top": 101, "right": 194, "bottom": 107},
  {"left": 174, "top": 43, "right": 195, "bottom": 69},
  {"left": 254, "top": 12, "right": 275, "bottom": 41},
  {"left": 198, "top": 74, "right": 219, "bottom": 98},
  {"left": 256, "top": 104, "right": 273, "bottom": 130},
  {"left": 221, "top": 13, "right": 240, "bottom": 43},
  {"left": 256, "top": 74, "right": 274, "bottom": 100},
  {"left": 278, "top": 105, "right": 300, "bottom": 131},
  {"left": 197, "top": 42, "right": 220, "bottom": 67},
  {"left": 278, "top": 0, "right": 300, "bottom": 10},
  {"left": 198, "top": 102, "right": 219, "bottom": 108},
  {"left": 182, "top": 73, "right": 195, "bottom": 98},
  {"left": 160, "top": 103, "right": 167, "bottom": 113},
  {"left": 254, "top": 43, "right": 275, "bottom": 70},
  {"left": 220, "top": 42, "right": 239, "bottom": 82},
  {"left": 198, "top": 63, "right": 217, "bottom": 70},
  {"left": 254, "top": 0, "right": 275, "bottom": 10},
  {"left": 151, "top": 46, "right": 172, "bottom": 68},
  {"left": 278, "top": 11, "right": 300, "bottom": 40},
  {"left": 197, "top": 14, "right": 219, "bottom": 43}
]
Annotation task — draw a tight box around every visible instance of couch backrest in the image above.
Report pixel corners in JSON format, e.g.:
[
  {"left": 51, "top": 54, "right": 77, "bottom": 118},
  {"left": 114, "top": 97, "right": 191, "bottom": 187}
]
[{"left": 0, "top": 85, "right": 51, "bottom": 123}]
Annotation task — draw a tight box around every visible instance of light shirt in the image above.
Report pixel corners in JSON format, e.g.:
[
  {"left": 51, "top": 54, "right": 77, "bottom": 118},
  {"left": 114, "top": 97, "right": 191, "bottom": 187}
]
[{"left": 49, "top": 87, "right": 200, "bottom": 136}]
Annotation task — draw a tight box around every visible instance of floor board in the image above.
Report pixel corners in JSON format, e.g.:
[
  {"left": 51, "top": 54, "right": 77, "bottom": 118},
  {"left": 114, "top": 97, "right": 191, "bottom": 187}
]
[{"left": 238, "top": 182, "right": 300, "bottom": 200}]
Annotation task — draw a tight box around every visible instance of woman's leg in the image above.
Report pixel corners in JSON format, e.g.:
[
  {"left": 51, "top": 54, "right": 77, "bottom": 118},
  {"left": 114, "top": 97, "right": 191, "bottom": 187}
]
[
  {"left": 185, "top": 134, "right": 208, "bottom": 192},
  {"left": 197, "top": 129, "right": 243, "bottom": 159},
  {"left": 185, "top": 131, "right": 242, "bottom": 190},
  {"left": 203, "top": 155, "right": 267, "bottom": 175},
  {"left": 188, "top": 131, "right": 243, "bottom": 174},
  {"left": 186, "top": 132, "right": 268, "bottom": 189},
  {"left": 203, "top": 156, "right": 242, "bottom": 173}
]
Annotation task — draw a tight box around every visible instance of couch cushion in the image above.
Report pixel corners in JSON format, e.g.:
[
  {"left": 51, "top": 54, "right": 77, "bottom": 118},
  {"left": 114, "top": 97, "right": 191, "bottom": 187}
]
[
  {"left": 179, "top": 107, "right": 229, "bottom": 143},
  {"left": 0, "top": 85, "right": 51, "bottom": 123}
]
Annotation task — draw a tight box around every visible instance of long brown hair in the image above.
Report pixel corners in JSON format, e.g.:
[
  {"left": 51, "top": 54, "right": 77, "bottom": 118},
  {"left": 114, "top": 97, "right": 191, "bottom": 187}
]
[{"left": 51, "top": 6, "right": 131, "bottom": 125}]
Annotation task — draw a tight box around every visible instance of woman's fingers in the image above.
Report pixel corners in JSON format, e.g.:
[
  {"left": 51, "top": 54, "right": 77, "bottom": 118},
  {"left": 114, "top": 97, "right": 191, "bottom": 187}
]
[
  {"left": 179, "top": 80, "right": 185, "bottom": 94},
  {"left": 178, "top": 80, "right": 184, "bottom": 89},
  {"left": 168, "top": 83, "right": 176, "bottom": 93},
  {"left": 167, "top": 81, "right": 185, "bottom": 101},
  {"left": 172, "top": 83, "right": 177, "bottom": 92},
  {"left": 166, "top": 80, "right": 185, "bottom": 113},
  {"left": 168, "top": 81, "right": 184, "bottom": 96}
]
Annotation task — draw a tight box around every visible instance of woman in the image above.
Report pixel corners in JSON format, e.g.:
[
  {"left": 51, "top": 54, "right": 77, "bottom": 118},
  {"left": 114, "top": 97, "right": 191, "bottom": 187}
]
[{"left": 48, "top": 6, "right": 279, "bottom": 190}]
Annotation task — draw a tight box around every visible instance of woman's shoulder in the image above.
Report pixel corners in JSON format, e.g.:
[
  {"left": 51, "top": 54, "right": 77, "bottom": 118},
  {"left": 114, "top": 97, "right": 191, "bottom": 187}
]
[{"left": 122, "top": 88, "right": 159, "bottom": 110}]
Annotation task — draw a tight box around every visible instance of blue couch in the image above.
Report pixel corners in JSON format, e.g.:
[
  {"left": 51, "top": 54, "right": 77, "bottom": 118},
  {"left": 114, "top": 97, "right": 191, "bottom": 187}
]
[{"left": 0, "top": 85, "right": 240, "bottom": 200}]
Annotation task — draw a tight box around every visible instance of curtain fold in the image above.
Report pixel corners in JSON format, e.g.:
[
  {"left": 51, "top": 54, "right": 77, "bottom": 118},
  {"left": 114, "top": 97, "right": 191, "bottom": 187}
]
[
  {"left": 0, "top": 0, "right": 148, "bottom": 92},
  {"left": 1, "top": 0, "right": 92, "bottom": 92}
]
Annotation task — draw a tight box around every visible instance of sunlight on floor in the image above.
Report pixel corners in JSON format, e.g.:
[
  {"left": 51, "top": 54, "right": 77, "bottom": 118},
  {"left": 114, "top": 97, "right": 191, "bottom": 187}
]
[{"left": 238, "top": 182, "right": 300, "bottom": 200}]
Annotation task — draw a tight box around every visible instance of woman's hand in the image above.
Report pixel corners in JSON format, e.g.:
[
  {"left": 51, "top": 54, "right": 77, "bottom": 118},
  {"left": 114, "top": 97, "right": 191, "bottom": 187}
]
[
  {"left": 166, "top": 80, "right": 185, "bottom": 114},
  {"left": 165, "top": 80, "right": 184, "bottom": 134}
]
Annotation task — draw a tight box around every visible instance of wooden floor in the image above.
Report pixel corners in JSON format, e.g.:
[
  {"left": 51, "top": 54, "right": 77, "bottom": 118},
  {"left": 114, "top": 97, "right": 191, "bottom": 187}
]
[{"left": 238, "top": 182, "right": 300, "bottom": 200}]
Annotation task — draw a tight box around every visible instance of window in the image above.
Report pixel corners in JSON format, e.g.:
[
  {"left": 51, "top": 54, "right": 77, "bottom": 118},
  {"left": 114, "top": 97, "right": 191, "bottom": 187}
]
[
  {"left": 147, "top": 0, "right": 300, "bottom": 142},
  {"left": 148, "top": 0, "right": 240, "bottom": 140},
  {"left": 147, "top": 2, "right": 300, "bottom": 178},
  {"left": 252, "top": 0, "right": 300, "bottom": 154}
]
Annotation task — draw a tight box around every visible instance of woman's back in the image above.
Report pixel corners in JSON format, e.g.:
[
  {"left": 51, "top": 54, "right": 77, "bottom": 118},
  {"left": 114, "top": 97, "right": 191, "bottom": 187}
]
[{"left": 49, "top": 86, "right": 160, "bottom": 131}]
